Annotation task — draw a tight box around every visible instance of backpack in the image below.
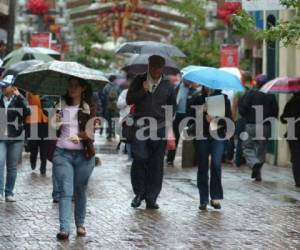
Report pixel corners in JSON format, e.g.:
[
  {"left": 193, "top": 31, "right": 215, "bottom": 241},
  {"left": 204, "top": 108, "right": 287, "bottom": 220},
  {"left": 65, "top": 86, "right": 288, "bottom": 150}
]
[{"left": 106, "top": 86, "right": 119, "bottom": 116}]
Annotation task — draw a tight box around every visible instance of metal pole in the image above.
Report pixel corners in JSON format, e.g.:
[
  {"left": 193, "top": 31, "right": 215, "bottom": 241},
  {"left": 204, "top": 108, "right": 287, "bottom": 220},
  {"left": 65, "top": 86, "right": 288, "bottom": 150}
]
[{"left": 7, "top": 0, "right": 16, "bottom": 53}]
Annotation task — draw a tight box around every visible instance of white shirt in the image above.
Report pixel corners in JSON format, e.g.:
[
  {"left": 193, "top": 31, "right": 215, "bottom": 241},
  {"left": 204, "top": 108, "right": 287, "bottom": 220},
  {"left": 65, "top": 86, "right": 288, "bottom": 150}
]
[
  {"left": 56, "top": 104, "right": 83, "bottom": 150},
  {"left": 3, "top": 95, "right": 14, "bottom": 136},
  {"left": 117, "top": 89, "right": 130, "bottom": 122},
  {"left": 147, "top": 72, "right": 162, "bottom": 93}
]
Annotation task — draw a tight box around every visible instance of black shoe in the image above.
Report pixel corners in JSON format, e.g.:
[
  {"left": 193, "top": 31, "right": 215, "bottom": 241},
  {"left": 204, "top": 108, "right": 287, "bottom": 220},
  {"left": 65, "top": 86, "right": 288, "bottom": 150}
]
[
  {"left": 255, "top": 169, "right": 262, "bottom": 182},
  {"left": 53, "top": 198, "right": 59, "bottom": 203},
  {"left": 131, "top": 195, "right": 143, "bottom": 208},
  {"left": 31, "top": 163, "right": 36, "bottom": 170},
  {"left": 199, "top": 204, "right": 207, "bottom": 210},
  {"left": 40, "top": 168, "right": 46, "bottom": 176},
  {"left": 146, "top": 203, "right": 159, "bottom": 209},
  {"left": 251, "top": 163, "right": 261, "bottom": 179},
  {"left": 56, "top": 232, "right": 69, "bottom": 241},
  {"left": 210, "top": 200, "right": 221, "bottom": 209}
]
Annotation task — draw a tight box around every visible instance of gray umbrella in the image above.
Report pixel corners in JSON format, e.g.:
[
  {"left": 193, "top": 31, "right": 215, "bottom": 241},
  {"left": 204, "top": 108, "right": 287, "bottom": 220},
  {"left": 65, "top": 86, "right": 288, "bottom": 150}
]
[
  {"left": 14, "top": 61, "right": 109, "bottom": 95},
  {"left": 122, "top": 54, "right": 180, "bottom": 75},
  {"left": 2, "top": 60, "right": 44, "bottom": 77},
  {"left": 115, "top": 41, "right": 186, "bottom": 58}
]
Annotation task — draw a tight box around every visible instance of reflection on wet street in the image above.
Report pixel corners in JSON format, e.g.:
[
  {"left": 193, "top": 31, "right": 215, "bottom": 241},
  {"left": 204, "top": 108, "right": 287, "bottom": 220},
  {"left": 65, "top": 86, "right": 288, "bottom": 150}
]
[{"left": 0, "top": 135, "right": 300, "bottom": 249}]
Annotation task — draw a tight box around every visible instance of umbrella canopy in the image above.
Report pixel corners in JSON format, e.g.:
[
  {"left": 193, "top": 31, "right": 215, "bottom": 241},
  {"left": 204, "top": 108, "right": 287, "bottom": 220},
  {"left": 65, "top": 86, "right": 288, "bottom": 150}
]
[
  {"left": 116, "top": 41, "right": 186, "bottom": 58},
  {"left": 220, "top": 67, "right": 242, "bottom": 80},
  {"left": 2, "top": 52, "right": 55, "bottom": 69},
  {"left": 182, "top": 66, "right": 244, "bottom": 91},
  {"left": 2, "top": 60, "right": 44, "bottom": 77},
  {"left": 122, "top": 54, "right": 180, "bottom": 75},
  {"left": 3, "top": 47, "right": 60, "bottom": 62},
  {"left": 260, "top": 77, "right": 300, "bottom": 93},
  {"left": 14, "top": 61, "right": 109, "bottom": 95}
]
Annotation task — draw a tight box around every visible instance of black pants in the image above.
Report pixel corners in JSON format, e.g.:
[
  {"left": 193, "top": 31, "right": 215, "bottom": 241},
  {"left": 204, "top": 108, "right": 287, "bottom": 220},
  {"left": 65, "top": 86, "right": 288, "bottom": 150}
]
[
  {"left": 131, "top": 128, "right": 166, "bottom": 204},
  {"left": 25, "top": 123, "right": 49, "bottom": 170},
  {"left": 288, "top": 139, "right": 300, "bottom": 186},
  {"left": 167, "top": 113, "right": 187, "bottom": 163}
]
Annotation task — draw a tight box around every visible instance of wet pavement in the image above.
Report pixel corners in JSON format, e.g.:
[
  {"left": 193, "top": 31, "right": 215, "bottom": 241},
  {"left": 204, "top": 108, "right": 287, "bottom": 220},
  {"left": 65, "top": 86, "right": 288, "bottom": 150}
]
[{"left": 0, "top": 135, "right": 300, "bottom": 249}]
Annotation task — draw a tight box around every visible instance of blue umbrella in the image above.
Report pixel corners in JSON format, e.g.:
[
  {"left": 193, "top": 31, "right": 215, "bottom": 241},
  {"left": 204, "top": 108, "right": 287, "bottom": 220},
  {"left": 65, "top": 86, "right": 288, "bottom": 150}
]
[{"left": 182, "top": 66, "right": 244, "bottom": 91}]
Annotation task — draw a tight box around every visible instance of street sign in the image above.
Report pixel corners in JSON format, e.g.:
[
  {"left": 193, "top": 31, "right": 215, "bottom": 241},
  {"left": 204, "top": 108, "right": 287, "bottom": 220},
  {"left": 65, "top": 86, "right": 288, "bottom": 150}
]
[
  {"left": 30, "top": 32, "right": 51, "bottom": 48},
  {"left": 220, "top": 44, "right": 239, "bottom": 67},
  {"left": 242, "top": 0, "right": 285, "bottom": 11}
]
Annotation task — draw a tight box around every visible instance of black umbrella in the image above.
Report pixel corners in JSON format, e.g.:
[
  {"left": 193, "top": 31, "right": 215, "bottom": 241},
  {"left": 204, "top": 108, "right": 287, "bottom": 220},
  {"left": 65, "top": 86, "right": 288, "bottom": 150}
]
[
  {"left": 3, "top": 60, "right": 44, "bottom": 77},
  {"left": 116, "top": 41, "right": 186, "bottom": 58},
  {"left": 122, "top": 54, "right": 180, "bottom": 75}
]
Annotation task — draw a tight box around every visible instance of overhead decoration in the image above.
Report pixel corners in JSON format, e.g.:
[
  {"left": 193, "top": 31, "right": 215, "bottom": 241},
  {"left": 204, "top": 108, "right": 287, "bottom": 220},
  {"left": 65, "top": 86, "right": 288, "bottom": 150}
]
[
  {"left": 27, "top": 0, "right": 49, "bottom": 15},
  {"left": 217, "top": 2, "right": 241, "bottom": 25}
]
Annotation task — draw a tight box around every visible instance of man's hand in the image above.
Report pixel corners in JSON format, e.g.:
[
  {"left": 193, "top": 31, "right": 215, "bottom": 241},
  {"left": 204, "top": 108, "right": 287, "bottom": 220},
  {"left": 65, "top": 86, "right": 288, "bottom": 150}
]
[
  {"left": 143, "top": 80, "right": 150, "bottom": 92},
  {"left": 206, "top": 114, "right": 213, "bottom": 123}
]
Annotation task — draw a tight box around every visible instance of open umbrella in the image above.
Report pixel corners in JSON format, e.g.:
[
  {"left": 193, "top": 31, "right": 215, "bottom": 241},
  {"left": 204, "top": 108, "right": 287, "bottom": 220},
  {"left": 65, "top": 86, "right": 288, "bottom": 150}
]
[
  {"left": 14, "top": 61, "right": 109, "bottom": 95},
  {"left": 182, "top": 65, "right": 244, "bottom": 91},
  {"left": 122, "top": 54, "right": 180, "bottom": 75},
  {"left": 260, "top": 77, "right": 300, "bottom": 93},
  {"left": 3, "top": 47, "right": 60, "bottom": 62},
  {"left": 2, "top": 60, "right": 44, "bottom": 77},
  {"left": 116, "top": 41, "right": 186, "bottom": 57}
]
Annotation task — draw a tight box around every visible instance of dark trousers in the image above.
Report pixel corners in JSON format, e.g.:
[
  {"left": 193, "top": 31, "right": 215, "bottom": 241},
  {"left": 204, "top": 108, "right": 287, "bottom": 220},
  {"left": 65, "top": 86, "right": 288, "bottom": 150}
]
[
  {"left": 131, "top": 128, "right": 166, "bottom": 204},
  {"left": 25, "top": 123, "right": 48, "bottom": 170},
  {"left": 167, "top": 113, "right": 186, "bottom": 163},
  {"left": 29, "top": 140, "right": 48, "bottom": 170},
  {"left": 235, "top": 119, "right": 246, "bottom": 166},
  {"left": 197, "top": 138, "right": 225, "bottom": 205},
  {"left": 105, "top": 112, "right": 117, "bottom": 139},
  {"left": 288, "top": 139, "right": 300, "bottom": 186}
]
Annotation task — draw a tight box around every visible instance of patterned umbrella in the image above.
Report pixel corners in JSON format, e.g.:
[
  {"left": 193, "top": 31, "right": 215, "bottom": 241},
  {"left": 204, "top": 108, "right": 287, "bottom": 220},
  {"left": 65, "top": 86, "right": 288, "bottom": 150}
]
[
  {"left": 14, "top": 61, "right": 109, "bottom": 95},
  {"left": 116, "top": 41, "right": 186, "bottom": 57},
  {"left": 122, "top": 54, "right": 180, "bottom": 75},
  {"left": 260, "top": 77, "right": 300, "bottom": 93}
]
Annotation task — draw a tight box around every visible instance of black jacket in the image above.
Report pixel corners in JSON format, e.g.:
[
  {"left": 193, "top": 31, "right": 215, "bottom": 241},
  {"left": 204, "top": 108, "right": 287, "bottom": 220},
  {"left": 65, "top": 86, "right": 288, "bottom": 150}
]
[
  {"left": 189, "top": 90, "right": 232, "bottom": 139},
  {"left": 239, "top": 90, "right": 278, "bottom": 124},
  {"left": 126, "top": 73, "right": 176, "bottom": 125},
  {"left": 0, "top": 94, "right": 31, "bottom": 140},
  {"left": 280, "top": 95, "right": 300, "bottom": 138}
]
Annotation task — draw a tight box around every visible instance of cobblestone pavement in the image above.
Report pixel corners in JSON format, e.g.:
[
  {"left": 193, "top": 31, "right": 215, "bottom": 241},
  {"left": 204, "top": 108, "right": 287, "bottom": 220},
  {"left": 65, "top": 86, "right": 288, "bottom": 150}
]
[{"left": 1, "top": 135, "right": 300, "bottom": 250}]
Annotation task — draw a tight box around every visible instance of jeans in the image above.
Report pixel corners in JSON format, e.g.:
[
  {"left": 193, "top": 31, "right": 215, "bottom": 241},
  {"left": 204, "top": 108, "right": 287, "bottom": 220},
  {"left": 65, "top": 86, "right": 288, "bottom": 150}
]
[
  {"left": 197, "top": 138, "right": 225, "bottom": 205},
  {"left": 53, "top": 147, "right": 95, "bottom": 233},
  {"left": 0, "top": 141, "right": 24, "bottom": 197}
]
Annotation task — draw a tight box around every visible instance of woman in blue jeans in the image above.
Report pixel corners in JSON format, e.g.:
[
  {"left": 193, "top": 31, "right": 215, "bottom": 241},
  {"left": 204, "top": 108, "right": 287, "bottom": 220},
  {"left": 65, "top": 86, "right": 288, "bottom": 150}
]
[
  {"left": 0, "top": 75, "right": 31, "bottom": 202},
  {"left": 189, "top": 87, "right": 232, "bottom": 210},
  {"left": 51, "top": 77, "right": 96, "bottom": 240}
]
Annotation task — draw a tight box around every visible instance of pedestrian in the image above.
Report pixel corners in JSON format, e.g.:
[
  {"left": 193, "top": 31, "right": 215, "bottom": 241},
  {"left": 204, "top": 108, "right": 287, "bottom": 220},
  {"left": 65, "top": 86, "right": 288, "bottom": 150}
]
[
  {"left": 102, "top": 75, "right": 121, "bottom": 141},
  {"left": 0, "top": 75, "right": 31, "bottom": 202},
  {"left": 50, "top": 77, "right": 96, "bottom": 240},
  {"left": 117, "top": 74, "right": 133, "bottom": 160},
  {"left": 239, "top": 75, "right": 278, "bottom": 181},
  {"left": 190, "top": 87, "right": 232, "bottom": 210},
  {"left": 280, "top": 93, "right": 300, "bottom": 187},
  {"left": 127, "top": 55, "right": 176, "bottom": 209},
  {"left": 25, "top": 93, "right": 49, "bottom": 175},
  {"left": 166, "top": 77, "right": 190, "bottom": 166}
]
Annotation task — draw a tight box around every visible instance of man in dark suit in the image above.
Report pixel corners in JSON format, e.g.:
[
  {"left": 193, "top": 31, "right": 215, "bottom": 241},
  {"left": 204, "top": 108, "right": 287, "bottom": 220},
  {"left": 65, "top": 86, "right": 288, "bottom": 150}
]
[{"left": 126, "top": 55, "right": 176, "bottom": 209}]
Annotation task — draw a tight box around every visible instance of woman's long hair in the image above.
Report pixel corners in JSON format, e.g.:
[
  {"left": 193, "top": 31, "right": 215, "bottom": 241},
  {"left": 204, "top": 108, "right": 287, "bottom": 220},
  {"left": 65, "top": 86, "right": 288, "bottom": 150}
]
[{"left": 64, "top": 77, "right": 93, "bottom": 107}]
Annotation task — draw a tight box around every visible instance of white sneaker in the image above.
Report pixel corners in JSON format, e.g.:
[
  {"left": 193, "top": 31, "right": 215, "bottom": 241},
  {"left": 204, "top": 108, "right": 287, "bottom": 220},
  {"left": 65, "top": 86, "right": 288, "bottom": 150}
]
[
  {"left": 5, "top": 195, "right": 16, "bottom": 202},
  {"left": 0, "top": 195, "right": 4, "bottom": 203}
]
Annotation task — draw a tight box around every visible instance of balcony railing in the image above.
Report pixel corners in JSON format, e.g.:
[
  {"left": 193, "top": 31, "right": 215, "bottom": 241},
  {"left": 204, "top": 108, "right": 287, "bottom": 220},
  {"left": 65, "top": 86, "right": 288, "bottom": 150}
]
[{"left": 0, "top": 0, "right": 9, "bottom": 16}]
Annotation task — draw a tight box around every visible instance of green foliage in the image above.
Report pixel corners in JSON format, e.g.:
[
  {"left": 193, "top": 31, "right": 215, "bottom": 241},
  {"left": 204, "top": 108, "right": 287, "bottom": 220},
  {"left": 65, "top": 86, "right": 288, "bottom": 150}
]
[
  {"left": 65, "top": 25, "right": 115, "bottom": 70},
  {"left": 170, "top": 0, "right": 220, "bottom": 67},
  {"left": 231, "top": 0, "right": 300, "bottom": 47}
]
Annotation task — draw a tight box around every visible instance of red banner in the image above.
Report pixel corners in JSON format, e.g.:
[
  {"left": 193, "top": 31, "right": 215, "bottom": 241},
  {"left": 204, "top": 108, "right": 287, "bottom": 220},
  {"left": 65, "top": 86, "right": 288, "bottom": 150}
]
[
  {"left": 30, "top": 32, "right": 51, "bottom": 48},
  {"left": 220, "top": 44, "right": 239, "bottom": 67}
]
